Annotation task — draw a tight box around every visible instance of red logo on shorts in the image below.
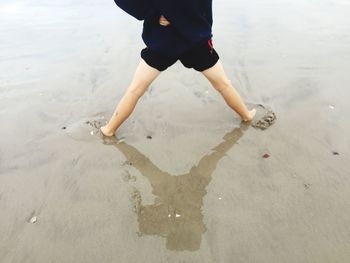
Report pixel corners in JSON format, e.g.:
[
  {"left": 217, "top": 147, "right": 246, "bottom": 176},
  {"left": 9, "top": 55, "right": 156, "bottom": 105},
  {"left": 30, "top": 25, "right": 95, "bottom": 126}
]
[{"left": 208, "top": 39, "right": 214, "bottom": 54}]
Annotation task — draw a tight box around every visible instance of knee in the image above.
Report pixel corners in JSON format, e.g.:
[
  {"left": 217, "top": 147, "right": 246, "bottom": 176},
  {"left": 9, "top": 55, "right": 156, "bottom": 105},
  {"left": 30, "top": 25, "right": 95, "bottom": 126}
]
[
  {"left": 211, "top": 77, "right": 232, "bottom": 93},
  {"left": 126, "top": 83, "right": 148, "bottom": 99}
]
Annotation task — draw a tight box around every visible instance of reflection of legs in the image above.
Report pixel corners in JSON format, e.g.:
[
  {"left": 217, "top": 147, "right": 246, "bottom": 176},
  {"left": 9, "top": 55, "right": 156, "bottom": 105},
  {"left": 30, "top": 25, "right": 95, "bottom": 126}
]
[
  {"left": 202, "top": 61, "right": 256, "bottom": 121},
  {"left": 101, "top": 60, "right": 160, "bottom": 136}
]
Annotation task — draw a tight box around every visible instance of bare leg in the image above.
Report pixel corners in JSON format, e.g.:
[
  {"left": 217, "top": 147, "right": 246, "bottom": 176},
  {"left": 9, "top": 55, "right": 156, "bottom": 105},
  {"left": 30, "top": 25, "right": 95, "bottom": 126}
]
[
  {"left": 202, "top": 61, "right": 256, "bottom": 121},
  {"left": 101, "top": 60, "right": 160, "bottom": 136}
]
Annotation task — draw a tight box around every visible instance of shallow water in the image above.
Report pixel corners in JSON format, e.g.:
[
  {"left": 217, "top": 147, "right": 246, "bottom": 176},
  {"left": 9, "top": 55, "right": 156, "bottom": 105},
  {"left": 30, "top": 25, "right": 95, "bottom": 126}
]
[{"left": 1, "top": 0, "right": 350, "bottom": 262}]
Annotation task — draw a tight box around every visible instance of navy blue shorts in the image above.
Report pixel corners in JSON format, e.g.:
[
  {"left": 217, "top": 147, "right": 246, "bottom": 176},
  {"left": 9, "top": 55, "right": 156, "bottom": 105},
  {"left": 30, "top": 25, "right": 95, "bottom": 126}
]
[{"left": 141, "top": 39, "right": 220, "bottom": 72}]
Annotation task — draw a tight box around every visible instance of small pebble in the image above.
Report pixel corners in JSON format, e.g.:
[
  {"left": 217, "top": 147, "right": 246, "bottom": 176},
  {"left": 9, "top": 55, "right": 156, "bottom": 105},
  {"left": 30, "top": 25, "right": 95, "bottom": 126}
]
[
  {"left": 61, "top": 126, "right": 66, "bottom": 130},
  {"left": 329, "top": 105, "right": 335, "bottom": 110},
  {"left": 90, "top": 131, "right": 94, "bottom": 135},
  {"left": 304, "top": 183, "right": 311, "bottom": 189},
  {"left": 168, "top": 214, "right": 171, "bottom": 218},
  {"left": 262, "top": 153, "right": 270, "bottom": 159},
  {"left": 147, "top": 135, "right": 152, "bottom": 139},
  {"left": 218, "top": 197, "right": 222, "bottom": 200},
  {"left": 175, "top": 213, "right": 181, "bottom": 218},
  {"left": 333, "top": 151, "right": 339, "bottom": 155}
]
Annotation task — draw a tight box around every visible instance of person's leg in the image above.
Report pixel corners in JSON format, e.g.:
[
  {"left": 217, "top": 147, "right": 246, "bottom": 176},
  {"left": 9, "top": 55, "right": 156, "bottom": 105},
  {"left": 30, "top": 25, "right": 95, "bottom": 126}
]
[
  {"left": 100, "top": 59, "right": 160, "bottom": 136},
  {"left": 202, "top": 61, "right": 256, "bottom": 121}
]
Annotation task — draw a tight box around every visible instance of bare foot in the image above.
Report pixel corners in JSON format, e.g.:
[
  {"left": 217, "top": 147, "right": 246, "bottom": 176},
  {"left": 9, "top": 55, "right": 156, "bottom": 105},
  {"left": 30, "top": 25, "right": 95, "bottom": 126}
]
[
  {"left": 242, "top": 109, "right": 257, "bottom": 122},
  {"left": 100, "top": 125, "right": 115, "bottom": 137}
]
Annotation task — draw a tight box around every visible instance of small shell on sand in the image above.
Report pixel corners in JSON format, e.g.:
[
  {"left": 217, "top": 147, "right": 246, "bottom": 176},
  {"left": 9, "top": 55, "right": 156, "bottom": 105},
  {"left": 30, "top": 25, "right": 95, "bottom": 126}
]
[{"left": 29, "top": 216, "right": 37, "bottom": 223}]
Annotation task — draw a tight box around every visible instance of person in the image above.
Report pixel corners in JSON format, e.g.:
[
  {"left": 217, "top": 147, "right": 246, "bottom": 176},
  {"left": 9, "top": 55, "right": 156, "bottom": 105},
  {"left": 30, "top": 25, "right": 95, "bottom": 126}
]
[{"left": 100, "top": 0, "right": 256, "bottom": 137}]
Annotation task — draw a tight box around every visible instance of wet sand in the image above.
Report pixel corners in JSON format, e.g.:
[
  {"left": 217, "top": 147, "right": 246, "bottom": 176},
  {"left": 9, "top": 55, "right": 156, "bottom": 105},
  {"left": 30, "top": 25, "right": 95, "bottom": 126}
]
[{"left": 1, "top": 0, "right": 350, "bottom": 262}]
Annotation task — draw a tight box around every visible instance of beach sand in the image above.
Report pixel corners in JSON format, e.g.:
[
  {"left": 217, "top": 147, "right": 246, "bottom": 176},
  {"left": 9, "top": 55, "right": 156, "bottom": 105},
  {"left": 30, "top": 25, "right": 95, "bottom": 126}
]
[{"left": 1, "top": 0, "right": 350, "bottom": 262}]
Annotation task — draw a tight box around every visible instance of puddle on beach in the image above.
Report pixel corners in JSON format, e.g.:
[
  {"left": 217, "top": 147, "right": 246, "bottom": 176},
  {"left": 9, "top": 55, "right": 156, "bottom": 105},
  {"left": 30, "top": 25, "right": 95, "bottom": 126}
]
[
  {"left": 104, "top": 125, "right": 248, "bottom": 251},
  {"left": 62, "top": 103, "right": 276, "bottom": 251},
  {"left": 62, "top": 115, "right": 253, "bottom": 250}
]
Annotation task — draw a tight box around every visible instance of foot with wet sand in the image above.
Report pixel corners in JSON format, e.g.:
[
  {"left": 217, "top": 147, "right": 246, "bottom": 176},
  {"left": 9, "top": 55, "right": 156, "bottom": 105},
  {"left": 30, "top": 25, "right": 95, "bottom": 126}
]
[
  {"left": 100, "top": 125, "right": 115, "bottom": 137},
  {"left": 248, "top": 104, "right": 277, "bottom": 130},
  {"left": 243, "top": 108, "right": 257, "bottom": 122}
]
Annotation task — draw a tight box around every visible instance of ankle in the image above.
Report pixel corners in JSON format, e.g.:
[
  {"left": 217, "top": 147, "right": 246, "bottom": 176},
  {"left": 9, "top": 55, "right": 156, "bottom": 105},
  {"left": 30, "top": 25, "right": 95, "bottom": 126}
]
[
  {"left": 100, "top": 125, "right": 115, "bottom": 137},
  {"left": 242, "top": 109, "right": 256, "bottom": 122}
]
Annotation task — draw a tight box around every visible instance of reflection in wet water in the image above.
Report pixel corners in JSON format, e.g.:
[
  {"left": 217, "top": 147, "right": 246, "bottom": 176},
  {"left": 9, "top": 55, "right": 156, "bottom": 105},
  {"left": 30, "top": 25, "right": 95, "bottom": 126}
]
[{"left": 106, "top": 124, "right": 248, "bottom": 251}]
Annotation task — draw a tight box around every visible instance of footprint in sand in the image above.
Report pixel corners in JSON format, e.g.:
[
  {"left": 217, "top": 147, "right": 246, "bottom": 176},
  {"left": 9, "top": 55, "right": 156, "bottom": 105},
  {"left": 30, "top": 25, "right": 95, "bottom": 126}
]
[
  {"left": 63, "top": 117, "right": 107, "bottom": 142},
  {"left": 122, "top": 170, "right": 137, "bottom": 182},
  {"left": 247, "top": 103, "right": 277, "bottom": 130}
]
